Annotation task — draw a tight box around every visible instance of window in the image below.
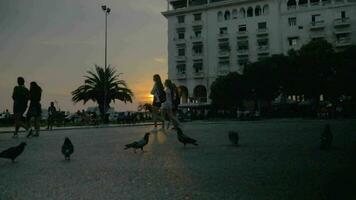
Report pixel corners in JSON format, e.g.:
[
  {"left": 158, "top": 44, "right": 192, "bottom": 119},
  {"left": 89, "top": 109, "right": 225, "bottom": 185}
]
[
  {"left": 258, "top": 22, "right": 267, "bottom": 30},
  {"left": 299, "top": 0, "right": 308, "bottom": 7},
  {"left": 341, "top": 11, "right": 346, "bottom": 19},
  {"left": 288, "top": 17, "right": 297, "bottom": 26},
  {"left": 263, "top": 5, "right": 269, "bottom": 15},
  {"left": 257, "top": 38, "right": 269, "bottom": 50},
  {"left": 237, "top": 55, "right": 249, "bottom": 66},
  {"left": 218, "top": 57, "right": 230, "bottom": 67},
  {"left": 240, "top": 8, "right": 246, "bottom": 18},
  {"left": 177, "top": 45, "right": 185, "bottom": 56},
  {"left": 255, "top": 6, "right": 262, "bottom": 16},
  {"left": 232, "top": 9, "right": 238, "bottom": 19},
  {"left": 177, "top": 28, "right": 185, "bottom": 40},
  {"left": 224, "top": 10, "right": 231, "bottom": 20},
  {"left": 194, "top": 30, "right": 202, "bottom": 38},
  {"left": 247, "top": 7, "right": 253, "bottom": 17},
  {"left": 217, "top": 11, "right": 223, "bottom": 21},
  {"left": 194, "top": 13, "right": 202, "bottom": 21},
  {"left": 237, "top": 40, "right": 249, "bottom": 50},
  {"left": 238, "top": 24, "right": 247, "bottom": 32},
  {"left": 176, "top": 63, "right": 186, "bottom": 74},
  {"left": 287, "top": 0, "right": 297, "bottom": 9},
  {"left": 218, "top": 39, "right": 230, "bottom": 52},
  {"left": 288, "top": 37, "right": 298, "bottom": 46},
  {"left": 177, "top": 15, "right": 185, "bottom": 23},
  {"left": 193, "top": 60, "right": 203, "bottom": 73},
  {"left": 193, "top": 42, "right": 203, "bottom": 55},
  {"left": 311, "top": 14, "right": 323, "bottom": 25},
  {"left": 219, "top": 27, "right": 228, "bottom": 35}
]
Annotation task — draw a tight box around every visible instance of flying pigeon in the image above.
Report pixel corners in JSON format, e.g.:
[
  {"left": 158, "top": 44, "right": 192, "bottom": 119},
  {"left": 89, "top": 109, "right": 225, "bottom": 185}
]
[
  {"left": 177, "top": 128, "right": 198, "bottom": 147},
  {"left": 228, "top": 131, "right": 239, "bottom": 146},
  {"left": 62, "top": 137, "right": 74, "bottom": 160},
  {"left": 0, "top": 142, "right": 26, "bottom": 163},
  {"left": 124, "top": 132, "right": 150, "bottom": 153},
  {"left": 320, "top": 124, "right": 333, "bottom": 150}
]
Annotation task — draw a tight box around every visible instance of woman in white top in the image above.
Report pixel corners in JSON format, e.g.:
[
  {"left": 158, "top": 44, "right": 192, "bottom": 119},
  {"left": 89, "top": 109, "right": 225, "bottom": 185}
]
[
  {"left": 150, "top": 74, "right": 164, "bottom": 131},
  {"left": 161, "top": 79, "right": 180, "bottom": 129}
]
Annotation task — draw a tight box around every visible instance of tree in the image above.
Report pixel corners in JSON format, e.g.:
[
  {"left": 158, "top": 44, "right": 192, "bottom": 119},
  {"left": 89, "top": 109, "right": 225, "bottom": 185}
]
[
  {"left": 72, "top": 65, "right": 133, "bottom": 118},
  {"left": 209, "top": 72, "right": 247, "bottom": 110},
  {"left": 138, "top": 103, "right": 152, "bottom": 113}
]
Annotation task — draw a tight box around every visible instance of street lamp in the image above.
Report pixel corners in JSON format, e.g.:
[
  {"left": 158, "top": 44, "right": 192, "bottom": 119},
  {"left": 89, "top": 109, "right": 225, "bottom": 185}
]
[
  {"left": 101, "top": 5, "right": 111, "bottom": 122},
  {"left": 101, "top": 5, "right": 111, "bottom": 69}
]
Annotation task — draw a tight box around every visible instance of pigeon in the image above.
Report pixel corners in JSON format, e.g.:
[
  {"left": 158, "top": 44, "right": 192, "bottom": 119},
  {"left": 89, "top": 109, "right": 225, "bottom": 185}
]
[
  {"left": 62, "top": 137, "right": 74, "bottom": 160},
  {"left": 228, "top": 131, "right": 239, "bottom": 146},
  {"left": 0, "top": 142, "right": 26, "bottom": 163},
  {"left": 320, "top": 124, "right": 333, "bottom": 150},
  {"left": 177, "top": 128, "right": 198, "bottom": 147},
  {"left": 124, "top": 132, "right": 150, "bottom": 153}
]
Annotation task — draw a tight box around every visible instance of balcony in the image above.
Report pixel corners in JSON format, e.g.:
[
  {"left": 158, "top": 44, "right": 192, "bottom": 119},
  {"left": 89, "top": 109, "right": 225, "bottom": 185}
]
[
  {"left": 310, "top": 21, "right": 325, "bottom": 30},
  {"left": 192, "top": 52, "right": 203, "bottom": 59},
  {"left": 237, "top": 30, "right": 248, "bottom": 38},
  {"left": 256, "top": 28, "right": 269, "bottom": 36},
  {"left": 218, "top": 50, "right": 230, "bottom": 56},
  {"left": 176, "top": 73, "right": 187, "bottom": 80},
  {"left": 334, "top": 27, "right": 351, "bottom": 35},
  {"left": 217, "top": 33, "right": 229, "bottom": 39},
  {"left": 333, "top": 18, "right": 351, "bottom": 27},
  {"left": 173, "top": 37, "right": 186, "bottom": 44},
  {"left": 175, "top": 55, "right": 186, "bottom": 61},
  {"left": 217, "top": 67, "right": 230, "bottom": 76},
  {"left": 310, "top": 32, "right": 326, "bottom": 39},
  {"left": 175, "top": 22, "right": 185, "bottom": 28},
  {"left": 190, "top": 35, "right": 203, "bottom": 42},
  {"left": 335, "top": 37, "right": 352, "bottom": 48},
  {"left": 193, "top": 71, "right": 205, "bottom": 79},
  {"left": 192, "top": 20, "right": 203, "bottom": 26},
  {"left": 257, "top": 45, "right": 269, "bottom": 54},
  {"left": 236, "top": 48, "right": 249, "bottom": 56}
]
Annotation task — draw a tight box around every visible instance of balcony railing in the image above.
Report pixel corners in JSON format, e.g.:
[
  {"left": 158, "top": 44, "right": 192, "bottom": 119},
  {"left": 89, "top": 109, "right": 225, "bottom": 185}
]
[
  {"left": 237, "top": 30, "right": 248, "bottom": 38},
  {"left": 192, "top": 52, "right": 203, "bottom": 58},
  {"left": 237, "top": 48, "right": 249, "bottom": 55},
  {"left": 218, "top": 49, "right": 230, "bottom": 56},
  {"left": 175, "top": 55, "right": 186, "bottom": 60},
  {"left": 176, "top": 73, "right": 186, "bottom": 80},
  {"left": 193, "top": 71, "right": 205, "bottom": 78},
  {"left": 335, "top": 37, "right": 352, "bottom": 47},
  {"left": 173, "top": 38, "right": 186, "bottom": 43},
  {"left": 310, "top": 20, "right": 325, "bottom": 30},
  {"left": 333, "top": 18, "right": 350, "bottom": 27},
  {"left": 217, "top": 67, "right": 230, "bottom": 76},
  {"left": 190, "top": 35, "right": 203, "bottom": 41},
  {"left": 257, "top": 45, "right": 269, "bottom": 53},
  {"left": 256, "top": 28, "right": 269, "bottom": 36},
  {"left": 217, "top": 33, "right": 229, "bottom": 38}
]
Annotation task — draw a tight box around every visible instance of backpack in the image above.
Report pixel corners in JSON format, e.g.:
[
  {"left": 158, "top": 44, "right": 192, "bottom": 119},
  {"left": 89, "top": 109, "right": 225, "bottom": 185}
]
[{"left": 158, "top": 88, "right": 166, "bottom": 103}]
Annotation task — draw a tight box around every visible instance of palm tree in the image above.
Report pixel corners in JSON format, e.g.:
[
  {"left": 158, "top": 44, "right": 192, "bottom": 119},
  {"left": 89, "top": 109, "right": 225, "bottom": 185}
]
[
  {"left": 72, "top": 65, "right": 133, "bottom": 119},
  {"left": 138, "top": 103, "right": 153, "bottom": 113}
]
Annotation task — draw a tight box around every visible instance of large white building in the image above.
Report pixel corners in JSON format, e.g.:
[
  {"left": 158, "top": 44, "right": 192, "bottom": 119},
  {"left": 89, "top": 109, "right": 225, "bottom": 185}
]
[{"left": 162, "top": 0, "right": 356, "bottom": 106}]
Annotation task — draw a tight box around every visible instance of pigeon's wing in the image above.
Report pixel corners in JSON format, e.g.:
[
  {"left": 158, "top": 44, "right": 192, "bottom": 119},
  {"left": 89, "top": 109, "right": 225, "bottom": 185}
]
[
  {"left": 181, "top": 134, "right": 196, "bottom": 144},
  {"left": 62, "top": 142, "right": 73, "bottom": 156},
  {"left": 0, "top": 147, "right": 16, "bottom": 159},
  {"left": 125, "top": 141, "right": 138, "bottom": 149}
]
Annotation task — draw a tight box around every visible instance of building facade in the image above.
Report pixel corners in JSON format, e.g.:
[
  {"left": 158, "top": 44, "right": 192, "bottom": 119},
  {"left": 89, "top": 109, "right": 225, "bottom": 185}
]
[{"left": 162, "top": 0, "right": 356, "bottom": 106}]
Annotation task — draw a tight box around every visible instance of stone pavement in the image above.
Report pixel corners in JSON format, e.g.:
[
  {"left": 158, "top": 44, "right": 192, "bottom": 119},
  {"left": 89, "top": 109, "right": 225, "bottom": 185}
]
[{"left": 0, "top": 119, "right": 355, "bottom": 200}]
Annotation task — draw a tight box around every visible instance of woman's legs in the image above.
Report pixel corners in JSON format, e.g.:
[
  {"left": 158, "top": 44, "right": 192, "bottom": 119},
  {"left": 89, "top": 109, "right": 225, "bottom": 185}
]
[{"left": 164, "top": 108, "right": 180, "bottom": 129}]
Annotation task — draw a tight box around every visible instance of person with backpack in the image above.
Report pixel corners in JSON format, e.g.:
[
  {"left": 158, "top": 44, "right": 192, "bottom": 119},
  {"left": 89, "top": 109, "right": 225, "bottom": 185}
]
[
  {"left": 161, "top": 79, "right": 180, "bottom": 130},
  {"left": 26, "top": 82, "right": 42, "bottom": 137},
  {"left": 150, "top": 74, "right": 165, "bottom": 132}
]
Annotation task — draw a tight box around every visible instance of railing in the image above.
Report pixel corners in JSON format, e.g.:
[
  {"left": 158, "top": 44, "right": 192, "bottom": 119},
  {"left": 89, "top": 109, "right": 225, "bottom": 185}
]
[
  {"left": 175, "top": 55, "right": 186, "bottom": 60},
  {"left": 217, "top": 33, "right": 228, "bottom": 38},
  {"left": 310, "top": 20, "right": 325, "bottom": 29},
  {"left": 190, "top": 35, "right": 203, "bottom": 41},
  {"left": 256, "top": 28, "right": 269, "bottom": 35},
  {"left": 237, "top": 30, "right": 248, "bottom": 37},
  {"left": 176, "top": 73, "right": 186, "bottom": 79},
  {"left": 193, "top": 71, "right": 205, "bottom": 78},
  {"left": 333, "top": 18, "right": 350, "bottom": 26},
  {"left": 335, "top": 37, "right": 351, "bottom": 47}
]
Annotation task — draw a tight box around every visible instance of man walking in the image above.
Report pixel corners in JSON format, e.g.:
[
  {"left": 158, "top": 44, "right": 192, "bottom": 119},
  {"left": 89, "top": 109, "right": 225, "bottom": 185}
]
[{"left": 12, "top": 77, "right": 30, "bottom": 138}]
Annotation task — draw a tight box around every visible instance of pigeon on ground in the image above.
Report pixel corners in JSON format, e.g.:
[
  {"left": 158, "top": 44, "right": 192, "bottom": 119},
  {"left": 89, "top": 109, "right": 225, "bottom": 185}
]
[
  {"left": 124, "top": 132, "right": 150, "bottom": 153},
  {"left": 228, "top": 131, "right": 239, "bottom": 146},
  {"left": 320, "top": 124, "right": 333, "bottom": 150},
  {"left": 62, "top": 137, "right": 74, "bottom": 160},
  {"left": 177, "top": 128, "right": 198, "bottom": 147},
  {"left": 0, "top": 142, "right": 26, "bottom": 163}
]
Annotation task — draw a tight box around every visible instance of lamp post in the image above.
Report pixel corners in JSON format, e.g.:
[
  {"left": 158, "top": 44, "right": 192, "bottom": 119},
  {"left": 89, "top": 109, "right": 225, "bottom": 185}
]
[{"left": 101, "top": 5, "right": 111, "bottom": 122}]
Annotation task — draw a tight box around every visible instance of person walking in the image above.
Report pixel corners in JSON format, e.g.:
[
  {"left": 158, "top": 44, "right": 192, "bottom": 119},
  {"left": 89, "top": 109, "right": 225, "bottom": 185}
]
[
  {"left": 161, "top": 79, "right": 180, "bottom": 130},
  {"left": 150, "top": 74, "right": 165, "bottom": 132},
  {"left": 47, "top": 101, "right": 56, "bottom": 130},
  {"left": 167, "top": 83, "right": 180, "bottom": 129},
  {"left": 12, "top": 77, "right": 30, "bottom": 138},
  {"left": 26, "top": 82, "right": 42, "bottom": 137}
]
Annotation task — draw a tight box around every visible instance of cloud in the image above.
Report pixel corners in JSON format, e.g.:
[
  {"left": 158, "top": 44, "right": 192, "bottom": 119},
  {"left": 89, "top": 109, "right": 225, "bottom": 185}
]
[{"left": 154, "top": 57, "right": 167, "bottom": 64}]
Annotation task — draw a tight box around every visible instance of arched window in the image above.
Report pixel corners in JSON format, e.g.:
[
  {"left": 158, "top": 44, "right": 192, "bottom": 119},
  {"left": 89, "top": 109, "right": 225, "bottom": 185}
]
[
  {"left": 247, "top": 7, "right": 253, "bottom": 17},
  {"left": 193, "top": 85, "right": 207, "bottom": 103},
  {"left": 255, "top": 6, "right": 262, "bottom": 16},
  {"left": 240, "top": 8, "right": 246, "bottom": 18},
  {"left": 263, "top": 4, "right": 269, "bottom": 15},
  {"left": 217, "top": 11, "right": 223, "bottom": 22},
  {"left": 179, "top": 86, "right": 189, "bottom": 104},
  {"left": 232, "top": 9, "right": 238, "bottom": 19},
  {"left": 224, "top": 10, "right": 231, "bottom": 20},
  {"left": 287, "top": 0, "right": 297, "bottom": 9}
]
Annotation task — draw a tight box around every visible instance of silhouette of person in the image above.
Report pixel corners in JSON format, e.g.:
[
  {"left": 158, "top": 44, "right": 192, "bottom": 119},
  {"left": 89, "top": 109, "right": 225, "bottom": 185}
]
[
  {"left": 161, "top": 79, "right": 180, "bottom": 129},
  {"left": 12, "top": 77, "right": 30, "bottom": 138},
  {"left": 150, "top": 74, "right": 164, "bottom": 132},
  {"left": 47, "top": 101, "right": 56, "bottom": 130},
  {"left": 26, "top": 82, "right": 42, "bottom": 137}
]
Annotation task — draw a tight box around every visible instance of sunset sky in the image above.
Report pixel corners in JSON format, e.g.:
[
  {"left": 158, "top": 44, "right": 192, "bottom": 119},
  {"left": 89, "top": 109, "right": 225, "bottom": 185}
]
[{"left": 0, "top": 0, "right": 168, "bottom": 112}]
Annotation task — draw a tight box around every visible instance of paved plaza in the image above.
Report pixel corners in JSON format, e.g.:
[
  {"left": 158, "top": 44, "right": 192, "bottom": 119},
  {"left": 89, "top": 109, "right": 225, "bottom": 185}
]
[{"left": 0, "top": 119, "right": 355, "bottom": 200}]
